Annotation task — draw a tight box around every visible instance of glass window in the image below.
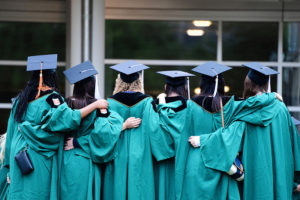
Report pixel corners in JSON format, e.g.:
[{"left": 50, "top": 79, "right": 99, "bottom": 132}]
[
  {"left": 0, "top": 66, "right": 66, "bottom": 103},
  {"left": 222, "top": 66, "right": 277, "bottom": 98},
  {"left": 223, "top": 22, "right": 278, "bottom": 61},
  {"left": 282, "top": 67, "right": 300, "bottom": 106},
  {"left": 283, "top": 22, "right": 300, "bottom": 62},
  {"left": 105, "top": 20, "right": 217, "bottom": 60},
  {"left": 291, "top": 112, "right": 300, "bottom": 133},
  {"left": 0, "top": 22, "right": 66, "bottom": 61}
]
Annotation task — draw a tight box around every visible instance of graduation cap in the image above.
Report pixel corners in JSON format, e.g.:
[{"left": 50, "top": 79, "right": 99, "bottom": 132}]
[
  {"left": 243, "top": 62, "right": 279, "bottom": 92},
  {"left": 110, "top": 61, "right": 149, "bottom": 83},
  {"left": 192, "top": 62, "right": 232, "bottom": 97},
  {"left": 27, "top": 54, "right": 58, "bottom": 99},
  {"left": 27, "top": 54, "right": 57, "bottom": 71},
  {"left": 64, "top": 61, "right": 98, "bottom": 84},
  {"left": 292, "top": 116, "right": 300, "bottom": 126},
  {"left": 157, "top": 70, "right": 195, "bottom": 99}
]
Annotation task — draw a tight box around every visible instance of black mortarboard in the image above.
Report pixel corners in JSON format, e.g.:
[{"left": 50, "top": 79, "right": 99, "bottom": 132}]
[
  {"left": 27, "top": 54, "right": 57, "bottom": 71},
  {"left": 243, "top": 62, "right": 279, "bottom": 86},
  {"left": 192, "top": 62, "right": 231, "bottom": 97},
  {"left": 292, "top": 116, "right": 300, "bottom": 126},
  {"left": 157, "top": 70, "right": 195, "bottom": 86},
  {"left": 110, "top": 61, "right": 149, "bottom": 83},
  {"left": 64, "top": 61, "right": 98, "bottom": 84},
  {"left": 192, "top": 62, "right": 232, "bottom": 77}
]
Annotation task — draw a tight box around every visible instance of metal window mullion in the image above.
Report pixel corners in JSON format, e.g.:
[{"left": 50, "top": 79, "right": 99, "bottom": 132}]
[{"left": 277, "top": 21, "right": 283, "bottom": 95}]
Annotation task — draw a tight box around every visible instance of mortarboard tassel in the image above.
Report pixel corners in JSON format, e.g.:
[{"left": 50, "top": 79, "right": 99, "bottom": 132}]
[
  {"left": 187, "top": 77, "right": 191, "bottom": 99},
  {"left": 267, "top": 75, "right": 271, "bottom": 93},
  {"left": 35, "top": 62, "right": 43, "bottom": 99},
  {"left": 213, "top": 75, "right": 218, "bottom": 97}
]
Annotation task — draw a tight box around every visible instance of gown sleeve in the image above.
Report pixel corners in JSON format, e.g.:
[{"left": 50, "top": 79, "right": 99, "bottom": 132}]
[
  {"left": 76, "top": 110, "right": 124, "bottom": 163},
  {"left": 41, "top": 93, "right": 81, "bottom": 132},
  {"left": 200, "top": 121, "right": 246, "bottom": 172},
  {"left": 290, "top": 118, "right": 300, "bottom": 172},
  {"left": 4, "top": 104, "right": 18, "bottom": 168},
  {"left": 219, "top": 93, "right": 276, "bottom": 127},
  {"left": 148, "top": 100, "right": 175, "bottom": 161}
]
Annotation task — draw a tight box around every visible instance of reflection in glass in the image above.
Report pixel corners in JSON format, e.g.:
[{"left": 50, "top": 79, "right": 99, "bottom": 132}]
[
  {"left": 0, "top": 22, "right": 66, "bottom": 61},
  {"left": 283, "top": 22, "right": 300, "bottom": 62},
  {"left": 0, "top": 66, "right": 66, "bottom": 103},
  {"left": 106, "top": 20, "right": 217, "bottom": 60},
  {"left": 283, "top": 67, "right": 300, "bottom": 106},
  {"left": 223, "top": 22, "right": 278, "bottom": 61}
]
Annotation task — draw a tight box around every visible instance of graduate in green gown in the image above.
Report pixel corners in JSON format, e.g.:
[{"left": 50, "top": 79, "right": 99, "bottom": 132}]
[
  {"left": 4, "top": 55, "right": 108, "bottom": 200},
  {"left": 193, "top": 63, "right": 300, "bottom": 200},
  {"left": 292, "top": 116, "right": 300, "bottom": 200},
  {"left": 153, "top": 70, "right": 195, "bottom": 200},
  {"left": 154, "top": 63, "right": 278, "bottom": 200},
  {"left": 60, "top": 61, "right": 141, "bottom": 200},
  {"left": 102, "top": 61, "right": 174, "bottom": 200},
  {"left": 0, "top": 133, "right": 9, "bottom": 200}
]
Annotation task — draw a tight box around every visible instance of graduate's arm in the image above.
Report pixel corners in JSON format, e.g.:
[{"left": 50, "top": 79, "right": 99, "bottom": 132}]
[
  {"left": 78, "top": 110, "right": 124, "bottom": 163},
  {"left": 79, "top": 99, "right": 108, "bottom": 118},
  {"left": 199, "top": 121, "right": 246, "bottom": 172},
  {"left": 41, "top": 93, "right": 107, "bottom": 132},
  {"left": 3, "top": 109, "right": 16, "bottom": 169},
  {"left": 230, "top": 92, "right": 277, "bottom": 122}
]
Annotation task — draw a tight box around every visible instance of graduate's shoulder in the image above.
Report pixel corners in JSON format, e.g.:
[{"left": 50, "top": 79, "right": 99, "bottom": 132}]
[
  {"left": 152, "top": 96, "right": 188, "bottom": 113},
  {"left": 44, "top": 91, "right": 65, "bottom": 108},
  {"left": 108, "top": 92, "right": 151, "bottom": 107}
]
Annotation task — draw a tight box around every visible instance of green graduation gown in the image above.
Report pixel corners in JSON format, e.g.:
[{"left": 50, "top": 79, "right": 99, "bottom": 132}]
[
  {"left": 4, "top": 91, "right": 82, "bottom": 200},
  {"left": 153, "top": 96, "right": 187, "bottom": 200},
  {"left": 200, "top": 99, "right": 300, "bottom": 200},
  {"left": 155, "top": 93, "right": 276, "bottom": 200},
  {"left": 102, "top": 92, "right": 174, "bottom": 200},
  {"left": 60, "top": 110, "right": 124, "bottom": 200}
]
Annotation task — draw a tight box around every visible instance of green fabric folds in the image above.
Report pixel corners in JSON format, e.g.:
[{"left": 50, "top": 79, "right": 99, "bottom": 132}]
[
  {"left": 60, "top": 110, "right": 124, "bottom": 200},
  {"left": 5, "top": 92, "right": 81, "bottom": 200},
  {"left": 201, "top": 99, "right": 300, "bottom": 200},
  {"left": 102, "top": 95, "right": 174, "bottom": 200}
]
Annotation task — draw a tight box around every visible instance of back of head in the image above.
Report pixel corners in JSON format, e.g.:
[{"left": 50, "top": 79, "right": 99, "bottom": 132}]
[
  {"left": 113, "top": 74, "right": 144, "bottom": 94},
  {"left": 66, "top": 76, "right": 96, "bottom": 109},
  {"left": 243, "top": 75, "right": 268, "bottom": 99},
  {"left": 199, "top": 74, "right": 225, "bottom": 112},
  {"left": 15, "top": 70, "right": 58, "bottom": 122},
  {"left": 165, "top": 84, "right": 188, "bottom": 98}
]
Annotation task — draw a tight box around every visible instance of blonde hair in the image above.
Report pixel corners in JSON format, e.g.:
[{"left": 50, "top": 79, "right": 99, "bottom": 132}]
[
  {"left": 0, "top": 133, "right": 6, "bottom": 164},
  {"left": 113, "top": 74, "right": 144, "bottom": 94}
]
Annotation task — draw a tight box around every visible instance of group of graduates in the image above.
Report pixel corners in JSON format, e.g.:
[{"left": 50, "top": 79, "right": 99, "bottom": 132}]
[{"left": 0, "top": 53, "right": 300, "bottom": 200}]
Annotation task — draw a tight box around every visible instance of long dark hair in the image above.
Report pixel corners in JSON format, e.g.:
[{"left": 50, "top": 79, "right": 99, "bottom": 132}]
[
  {"left": 165, "top": 84, "right": 188, "bottom": 99},
  {"left": 14, "top": 70, "right": 58, "bottom": 123},
  {"left": 66, "top": 76, "right": 96, "bottom": 109},
  {"left": 243, "top": 75, "right": 268, "bottom": 99},
  {"left": 200, "top": 74, "right": 225, "bottom": 112}
]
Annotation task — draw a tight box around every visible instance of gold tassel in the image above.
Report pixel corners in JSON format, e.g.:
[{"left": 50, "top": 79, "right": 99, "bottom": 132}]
[{"left": 35, "top": 62, "right": 43, "bottom": 99}]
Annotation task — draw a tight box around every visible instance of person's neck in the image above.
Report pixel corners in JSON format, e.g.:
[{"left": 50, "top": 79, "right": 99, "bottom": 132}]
[{"left": 167, "top": 92, "right": 179, "bottom": 97}]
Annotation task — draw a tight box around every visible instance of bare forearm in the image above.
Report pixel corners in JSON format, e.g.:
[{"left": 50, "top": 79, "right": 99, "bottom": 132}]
[{"left": 79, "top": 101, "right": 98, "bottom": 119}]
